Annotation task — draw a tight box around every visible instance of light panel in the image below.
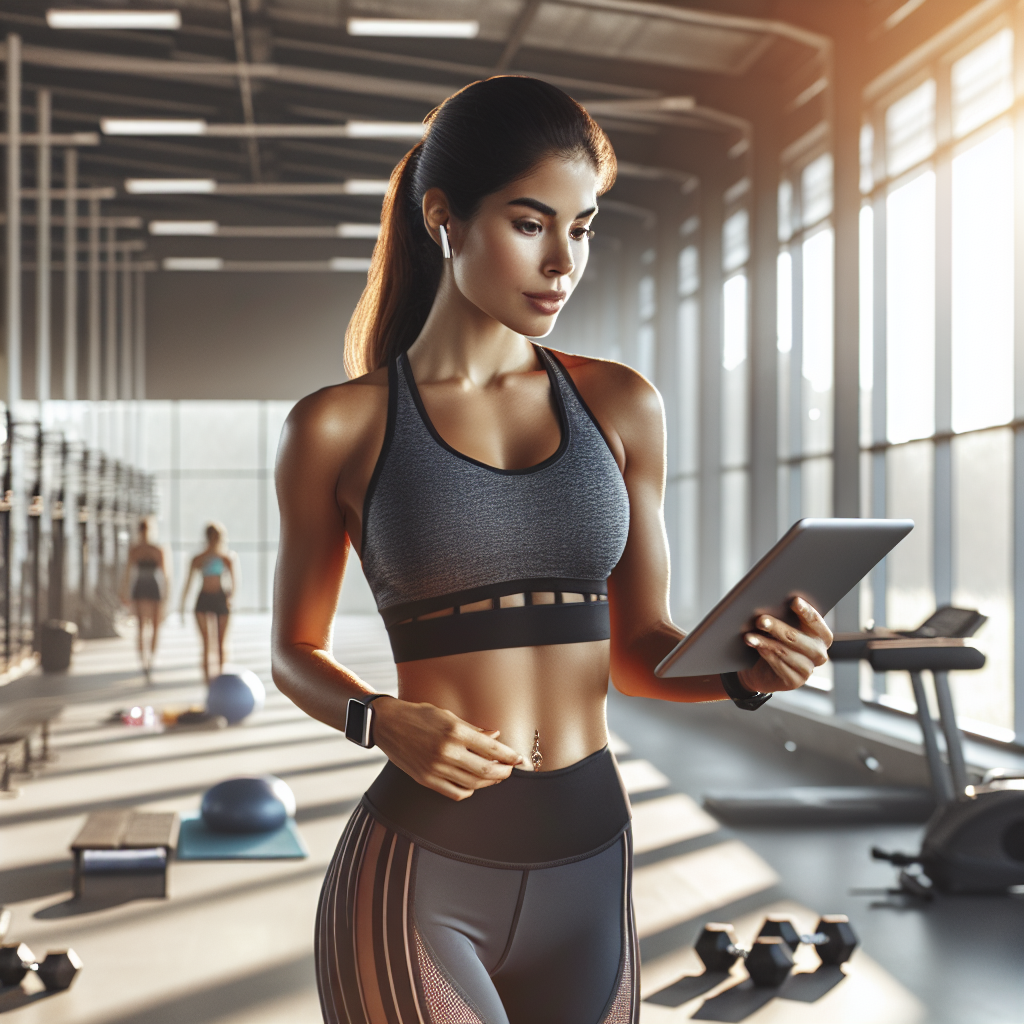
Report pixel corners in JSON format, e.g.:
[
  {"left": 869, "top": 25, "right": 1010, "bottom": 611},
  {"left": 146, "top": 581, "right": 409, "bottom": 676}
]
[
  {"left": 338, "top": 223, "right": 381, "bottom": 239},
  {"left": 163, "top": 257, "right": 223, "bottom": 271},
  {"left": 126, "top": 179, "right": 216, "bottom": 194},
  {"left": 103, "top": 118, "right": 206, "bottom": 135},
  {"left": 342, "top": 179, "right": 391, "bottom": 195},
  {"left": 46, "top": 9, "right": 182, "bottom": 29},
  {"left": 330, "top": 257, "right": 373, "bottom": 272},
  {"left": 149, "top": 221, "right": 218, "bottom": 236},
  {"left": 346, "top": 121, "right": 425, "bottom": 139},
  {"left": 346, "top": 18, "right": 478, "bottom": 38}
]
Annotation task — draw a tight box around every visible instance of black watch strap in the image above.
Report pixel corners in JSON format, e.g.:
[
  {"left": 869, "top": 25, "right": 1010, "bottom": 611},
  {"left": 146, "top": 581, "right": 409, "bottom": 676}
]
[
  {"left": 345, "top": 693, "right": 389, "bottom": 747},
  {"left": 721, "top": 671, "right": 773, "bottom": 711}
]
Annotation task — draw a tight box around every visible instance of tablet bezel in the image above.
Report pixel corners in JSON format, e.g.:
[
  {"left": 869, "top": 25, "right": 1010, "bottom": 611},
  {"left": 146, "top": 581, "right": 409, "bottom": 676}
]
[{"left": 654, "top": 518, "right": 914, "bottom": 678}]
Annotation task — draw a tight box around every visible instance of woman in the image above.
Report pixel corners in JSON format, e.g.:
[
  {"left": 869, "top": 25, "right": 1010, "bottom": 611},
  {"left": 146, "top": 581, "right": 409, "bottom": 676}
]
[
  {"left": 121, "top": 517, "right": 168, "bottom": 683},
  {"left": 180, "top": 522, "right": 238, "bottom": 683},
  {"left": 272, "top": 77, "right": 831, "bottom": 1024}
]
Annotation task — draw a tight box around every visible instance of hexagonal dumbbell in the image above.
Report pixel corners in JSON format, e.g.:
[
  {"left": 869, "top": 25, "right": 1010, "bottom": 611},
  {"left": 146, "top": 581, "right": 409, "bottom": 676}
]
[
  {"left": 745, "top": 936, "right": 796, "bottom": 987},
  {"left": 695, "top": 922, "right": 748, "bottom": 973},
  {"left": 35, "top": 950, "right": 84, "bottom": 991},
  {"left": 0, "top": 943, "right": 83, "bottom": 992},
  {"left": 0, "top": 943, "right": 35, "bottom": 987},
  {"left": 758, "top": 914, "right": 858, "bottom": 966}
]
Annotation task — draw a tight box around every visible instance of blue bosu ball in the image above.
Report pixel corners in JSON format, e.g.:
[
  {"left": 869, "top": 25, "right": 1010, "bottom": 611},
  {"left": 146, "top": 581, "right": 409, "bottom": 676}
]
[
  {"left": 206, "top": 668, "right": 265, "bottom": 724},
  {"left": 201, "top": 776, "right": 297, "bottom": 834}
]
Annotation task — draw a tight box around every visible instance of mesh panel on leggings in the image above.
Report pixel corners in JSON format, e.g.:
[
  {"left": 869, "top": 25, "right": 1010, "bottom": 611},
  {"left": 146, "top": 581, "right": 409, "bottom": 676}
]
[
  {"left": 414, "top": 928, "right": 484, "bottom": 1024},
  {"left": 601, "top": 938, "right": 635, "bottom": 1024}
]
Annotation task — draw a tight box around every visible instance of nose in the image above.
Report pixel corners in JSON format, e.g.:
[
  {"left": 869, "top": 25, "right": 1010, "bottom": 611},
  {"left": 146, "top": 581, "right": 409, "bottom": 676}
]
[{"left": 544, "top": 232, "right": 574, "bottom": 278}]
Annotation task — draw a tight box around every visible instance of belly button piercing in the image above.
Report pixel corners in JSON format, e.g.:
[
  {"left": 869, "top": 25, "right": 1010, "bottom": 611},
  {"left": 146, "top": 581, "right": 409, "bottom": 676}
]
[{"left": 531, "top": 730, "right": 543, "bottom": 772}]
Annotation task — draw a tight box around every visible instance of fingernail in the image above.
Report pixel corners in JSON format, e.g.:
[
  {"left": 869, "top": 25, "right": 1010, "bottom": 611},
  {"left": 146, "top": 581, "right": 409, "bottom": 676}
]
[
  {"left": 760, "top": 617, "right": 772, "bottom": 629},
  {"left": 747, "top": 635, "right": 761, "bottom": 647}
]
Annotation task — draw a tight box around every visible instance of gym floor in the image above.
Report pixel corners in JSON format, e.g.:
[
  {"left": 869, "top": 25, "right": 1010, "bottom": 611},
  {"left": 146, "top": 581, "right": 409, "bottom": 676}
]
[{"left": 1, "top": 615, "right": 1021, "bottom": 1024}]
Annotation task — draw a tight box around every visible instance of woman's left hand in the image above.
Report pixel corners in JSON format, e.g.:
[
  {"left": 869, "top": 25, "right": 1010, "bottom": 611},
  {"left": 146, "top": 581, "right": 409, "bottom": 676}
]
[{"left": 737, "top": 597, "right": 832, "bottom": 693}]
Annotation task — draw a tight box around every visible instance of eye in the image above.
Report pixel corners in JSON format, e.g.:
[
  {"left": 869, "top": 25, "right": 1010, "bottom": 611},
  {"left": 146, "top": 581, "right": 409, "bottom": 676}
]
[
  {"left": 514, "top": 218, "right": 543, "bottom": 236},
  {"left": 570, "top": 226, "right": 595, "bottom": 242}
]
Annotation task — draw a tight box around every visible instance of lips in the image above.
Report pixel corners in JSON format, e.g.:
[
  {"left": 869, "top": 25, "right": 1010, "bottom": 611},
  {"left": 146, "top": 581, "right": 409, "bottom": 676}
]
[{"left": 523, "top": 291, "right": 567, "bottom": 316}]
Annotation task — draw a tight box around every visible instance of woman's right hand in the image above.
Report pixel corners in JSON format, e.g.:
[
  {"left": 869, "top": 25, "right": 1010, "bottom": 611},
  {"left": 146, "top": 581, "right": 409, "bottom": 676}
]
[{"left": 372, "top": 696, "right": 524, "bottom": 801}]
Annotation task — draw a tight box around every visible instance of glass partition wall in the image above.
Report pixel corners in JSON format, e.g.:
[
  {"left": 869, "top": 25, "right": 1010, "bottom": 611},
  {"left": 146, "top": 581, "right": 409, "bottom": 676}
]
[{"left": 859, "top": 22, "right": 1017, "bottom": 741}]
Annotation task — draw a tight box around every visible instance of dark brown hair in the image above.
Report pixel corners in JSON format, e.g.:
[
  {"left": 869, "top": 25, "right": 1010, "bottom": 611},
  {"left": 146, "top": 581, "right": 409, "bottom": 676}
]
[{"left": 344, "top": 76, "right": 616, "bottom": 377}]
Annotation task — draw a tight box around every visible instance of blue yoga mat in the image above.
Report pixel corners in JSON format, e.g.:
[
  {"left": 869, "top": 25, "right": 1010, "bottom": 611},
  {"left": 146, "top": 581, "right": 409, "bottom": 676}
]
[{"left": 176, "top": 811, "right": 309, "bottom": 860}]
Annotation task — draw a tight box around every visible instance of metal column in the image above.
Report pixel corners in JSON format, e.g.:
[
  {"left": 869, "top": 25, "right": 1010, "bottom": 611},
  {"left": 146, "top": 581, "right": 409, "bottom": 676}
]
[
  {"left": 35, "top": 89, "right": 51, "bottom": 407},
  {"left": 104, "top": 224, "right": 117, "bottom": 401},
  {"left": 6, "top": 34, "right": 21, "bottom": 407},
  {"left": 63, "top": 149, "right": 77, "bottom": 400},
  {"left": 87, "top": 197, "right": 100, "bottom": 401},
  {"left": 120, "top": 249, "right": 132, "bottom": 399},
  {"left": 134, "top": 269, "right": 145, "bottom": 400}
]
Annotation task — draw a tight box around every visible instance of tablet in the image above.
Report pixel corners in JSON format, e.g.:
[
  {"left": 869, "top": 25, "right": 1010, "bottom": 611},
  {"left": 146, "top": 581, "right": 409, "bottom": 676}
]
[{"left": 655, "top": 518, "right": 914, "bottom": 678}]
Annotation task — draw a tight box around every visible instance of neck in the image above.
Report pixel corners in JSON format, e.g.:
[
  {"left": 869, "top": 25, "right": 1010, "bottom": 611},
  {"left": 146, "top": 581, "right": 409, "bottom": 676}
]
[{"left": 407, "top": 269, "right": 536, "bottom": 386}]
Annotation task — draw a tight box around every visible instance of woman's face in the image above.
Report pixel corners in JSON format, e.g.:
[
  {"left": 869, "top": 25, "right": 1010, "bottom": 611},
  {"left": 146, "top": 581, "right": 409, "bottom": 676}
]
[{"left": 445, "top": 154, "right": 600, "bottom": 338}]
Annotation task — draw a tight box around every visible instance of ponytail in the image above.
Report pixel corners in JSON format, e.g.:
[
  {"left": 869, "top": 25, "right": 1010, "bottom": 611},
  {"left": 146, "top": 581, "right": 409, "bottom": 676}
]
[
  {"left": 343, "top": 76, "right": 616, "bottom": 378},
  {"left": 343, "top": 142, "right": 442, "bottom": 378}
]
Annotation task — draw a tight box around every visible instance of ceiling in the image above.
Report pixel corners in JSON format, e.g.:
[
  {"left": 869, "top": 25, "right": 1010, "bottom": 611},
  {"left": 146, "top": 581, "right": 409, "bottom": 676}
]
[{"left": 0, "top": 0, "right": 827, "bottom": 248}]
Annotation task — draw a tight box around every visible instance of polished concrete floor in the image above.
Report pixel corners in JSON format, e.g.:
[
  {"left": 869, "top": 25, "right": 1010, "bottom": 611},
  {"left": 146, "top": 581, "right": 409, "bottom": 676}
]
[{"left": 0, "top": 615, "right": 1020, "bottom": 1023}]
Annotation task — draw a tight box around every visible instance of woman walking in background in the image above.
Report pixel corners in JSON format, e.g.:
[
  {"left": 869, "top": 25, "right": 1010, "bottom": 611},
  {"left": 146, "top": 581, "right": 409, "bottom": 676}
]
[
  {"left": 180, "top": 522, "right": 239, "bottom": 683},
  {"left": 121, "top": 516, "right": 169, "bottom": 683}
]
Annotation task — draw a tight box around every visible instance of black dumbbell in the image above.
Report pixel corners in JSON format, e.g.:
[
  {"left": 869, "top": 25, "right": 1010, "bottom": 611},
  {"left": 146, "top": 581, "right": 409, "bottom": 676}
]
[
  {"left": 694, "top": 925, "right": 795, "bottom": 987},
  {"left": 758, "top": 914, "right": 858, "bottom": 966},
  {"left": 0, "top": 943, "right": 83, "bottom": 991}
]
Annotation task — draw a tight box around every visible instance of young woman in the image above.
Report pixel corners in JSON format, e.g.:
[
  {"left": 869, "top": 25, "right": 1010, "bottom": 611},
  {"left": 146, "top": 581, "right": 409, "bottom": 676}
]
[
  {"left": 180, "top": 522, "right": 238, "bottom": 683},
  {"left": 272, "top": 77, "right": 831, "bottom": 1024},
  {"left": 121, "top": 517, "right": 168, "bottom": 682}
]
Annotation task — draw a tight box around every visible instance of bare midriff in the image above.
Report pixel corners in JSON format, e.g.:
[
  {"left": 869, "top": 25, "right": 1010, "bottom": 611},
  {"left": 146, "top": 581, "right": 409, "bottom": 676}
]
[{"left": 395, "top": 638, "right": 612, "bottom": 772}]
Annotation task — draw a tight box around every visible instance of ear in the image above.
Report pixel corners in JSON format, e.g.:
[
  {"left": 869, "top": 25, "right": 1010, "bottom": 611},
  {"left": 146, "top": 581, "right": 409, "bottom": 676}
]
[{"left": 421, "top": 187, "right": 453, "bottom": 255}]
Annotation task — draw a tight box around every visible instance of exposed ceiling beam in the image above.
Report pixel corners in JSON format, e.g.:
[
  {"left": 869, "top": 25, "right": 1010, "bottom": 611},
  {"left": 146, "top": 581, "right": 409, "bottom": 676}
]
[
  {"left": 495, "top": 0, "right": 542, "bottom": 73},
  {"left": 227, "top": 0, "right": 261, "bottom": 180}
]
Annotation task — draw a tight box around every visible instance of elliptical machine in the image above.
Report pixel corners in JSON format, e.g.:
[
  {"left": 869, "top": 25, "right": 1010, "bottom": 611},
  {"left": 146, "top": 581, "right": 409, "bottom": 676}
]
[{"left": 854, "top": 609, "right": 1024, "bottom": 894}]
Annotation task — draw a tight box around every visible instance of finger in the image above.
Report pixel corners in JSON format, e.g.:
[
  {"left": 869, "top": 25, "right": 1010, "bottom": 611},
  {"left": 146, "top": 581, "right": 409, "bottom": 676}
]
[
  {"left": 462, "top": 728, "right": 524, "bottom": 765},
  {"left": 449, "top": 748, "right": 517, "bottom": 782},
  {"left": 747, "top": 634, "right": 816, "bottom": 685},
  {"left": 791, "top": 597, "right": 834, "bottom": 646},
  {"left": 754, "top": 615, "right": 829, "bottom": 667},
  {"left": 435, "top": 761, "right": 505, "bottom": 791},
  {"left": 749, "top": 643, "right": 806, "bottom": 690},
  {"left": 424, "top": 776, "right": 476, "bottom": 802}
]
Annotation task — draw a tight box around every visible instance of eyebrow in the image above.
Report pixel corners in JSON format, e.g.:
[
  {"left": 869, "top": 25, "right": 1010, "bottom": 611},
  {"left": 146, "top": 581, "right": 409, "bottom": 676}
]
[{"left": 508, "top": 197, "right": 597, "bottom": 219}]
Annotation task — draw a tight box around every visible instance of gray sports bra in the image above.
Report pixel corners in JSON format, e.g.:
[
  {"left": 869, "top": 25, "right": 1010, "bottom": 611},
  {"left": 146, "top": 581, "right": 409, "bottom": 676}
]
[{"left": 361, "top": 346, "right": 630, "bottom": 663}]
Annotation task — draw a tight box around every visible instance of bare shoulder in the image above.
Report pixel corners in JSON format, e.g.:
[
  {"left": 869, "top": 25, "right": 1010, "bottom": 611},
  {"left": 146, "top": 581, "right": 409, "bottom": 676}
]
[
  {"left": 278, "top": 367, "right": 389, "bottom": 471},
  {"left": 548, "top": 351, "right": 664, "bottom": 463}
]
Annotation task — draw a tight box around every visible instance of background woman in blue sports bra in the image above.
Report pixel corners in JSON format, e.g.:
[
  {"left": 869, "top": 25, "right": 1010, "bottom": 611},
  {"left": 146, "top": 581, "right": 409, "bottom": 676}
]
[
  {"left": 181, "top": 522, "right": 239, "bottom": 684},
  {"left": 272, "top": 78, "right": 832, "bottom": 1024}
]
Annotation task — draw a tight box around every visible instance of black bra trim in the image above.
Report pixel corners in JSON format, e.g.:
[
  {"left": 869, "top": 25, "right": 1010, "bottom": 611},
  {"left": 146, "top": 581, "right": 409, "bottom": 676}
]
[
  {"left": 388, "top": 600, "right": 610, "bottom": 662},
  {"left": 379, "top": 576, "right": 608, "bottom": 627},
  {"left": 358, "top": 357, "right": 399, "bottom": 554},
  {"left": 398, "top": 346, "right": 571, "bottom": 477}
]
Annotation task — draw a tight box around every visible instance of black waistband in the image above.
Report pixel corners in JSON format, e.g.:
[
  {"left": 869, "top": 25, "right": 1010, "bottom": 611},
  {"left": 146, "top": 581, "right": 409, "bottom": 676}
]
[
  {"left": 362, "top": 746, "right": 631, "bottom": 869},
  {"left": 387, "top": 599, "right": 610, "bottom": 663}
]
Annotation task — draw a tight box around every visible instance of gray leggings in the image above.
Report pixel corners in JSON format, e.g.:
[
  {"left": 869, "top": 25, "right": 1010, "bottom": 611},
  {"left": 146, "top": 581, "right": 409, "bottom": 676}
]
[{"left": 316, "top": 804, "right": 638, "bottom": 1024}]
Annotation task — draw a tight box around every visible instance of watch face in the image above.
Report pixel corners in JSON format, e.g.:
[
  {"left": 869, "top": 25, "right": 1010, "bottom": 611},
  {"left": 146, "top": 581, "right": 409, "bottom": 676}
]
[{"left": 345, "top": 699, "right": 373, "bottom": 746}]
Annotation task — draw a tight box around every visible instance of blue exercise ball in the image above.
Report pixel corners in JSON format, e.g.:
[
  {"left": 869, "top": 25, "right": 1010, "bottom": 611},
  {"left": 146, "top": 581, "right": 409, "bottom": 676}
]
[
  {"left": 206, "top": 668, "right": 265, "bottom": 724},
  {"left": 201, "top": 776, "right": 296, "bottom": 834}
]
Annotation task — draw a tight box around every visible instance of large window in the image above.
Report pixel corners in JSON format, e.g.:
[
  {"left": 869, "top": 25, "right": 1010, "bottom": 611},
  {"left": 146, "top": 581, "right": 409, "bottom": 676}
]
[{"left": 861, "top": 24, "right": 1017, "bottom": 739}]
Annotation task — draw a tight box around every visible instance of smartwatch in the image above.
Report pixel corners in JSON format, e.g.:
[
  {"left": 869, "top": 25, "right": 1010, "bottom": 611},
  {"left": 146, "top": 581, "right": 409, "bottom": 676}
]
[
  {"left": 721, "top": 671, "right": 773, "bottom": 711},
  {"left": 344, "top": 693, "right": 389, "bottom": 748}
]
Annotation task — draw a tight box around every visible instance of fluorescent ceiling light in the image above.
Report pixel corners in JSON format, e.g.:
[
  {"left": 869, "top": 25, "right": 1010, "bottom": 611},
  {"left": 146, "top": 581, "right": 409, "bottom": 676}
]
[
  {"left": 342, "top": 179, "right": 390, "bottom": 195},
  {"left": 337, "top": 223, "right": 381, "bottom": 239},
  {"left": 125, "top": 179, "right": 216, "bottom": 194},
  {"left": 345, "top": 121, "right": 425, "bottom": 139},
  {"left": 346, "top": 18, "right": 478, "bottom": 38},
  {"left": 330, "top": 257, "right": 373, "bottom": 272},
  {"left": 46, "top": 9, "right": 182, "bottom": 29},
  {"left": 149, "top": 221, "right": 218, "bottom": 236},
  {"left": 103, "top": 118, "right": 205, "bottom": 136},
  {"left": 163, "top": 257, "right": 223, "bottom": 271}
]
